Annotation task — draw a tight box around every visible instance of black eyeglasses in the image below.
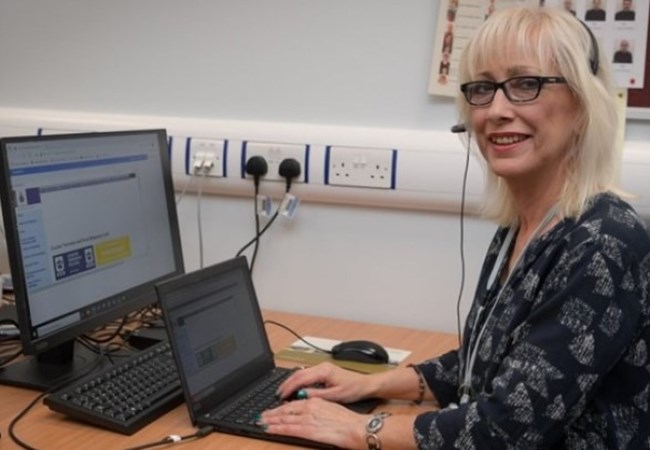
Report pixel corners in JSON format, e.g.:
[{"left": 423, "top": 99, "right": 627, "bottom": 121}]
[{"left": 460, "top": 76, "right": 567, "bottom": 106}]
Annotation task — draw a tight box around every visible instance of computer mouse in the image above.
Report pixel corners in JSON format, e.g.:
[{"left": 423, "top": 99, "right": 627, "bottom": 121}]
[{"left": 330, "top": 340, "right": 389, "bottom": 365}]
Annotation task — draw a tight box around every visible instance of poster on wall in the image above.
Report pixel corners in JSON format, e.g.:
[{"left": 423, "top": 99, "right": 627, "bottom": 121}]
[{"left": 428, "top": 0, "right": 649, "bottom": 98}]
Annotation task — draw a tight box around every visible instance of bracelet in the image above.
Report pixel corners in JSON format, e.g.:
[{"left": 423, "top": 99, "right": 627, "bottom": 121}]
[
  {"left": 366, "top": 412, "right": 391, "bottom": 450},
  {"left": 408, "top": 364, "right": 425, "bottom": 405}
]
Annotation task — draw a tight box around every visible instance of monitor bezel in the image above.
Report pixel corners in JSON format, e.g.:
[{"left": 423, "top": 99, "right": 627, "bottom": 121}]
[{"left": 0, "top": 128, "right": 184, "bottom": 358}]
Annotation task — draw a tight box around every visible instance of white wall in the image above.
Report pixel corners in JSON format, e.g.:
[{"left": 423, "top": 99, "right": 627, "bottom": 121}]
[
  {"left": 1, "top": 1, "right": 649, "bottom": 334},
  {"left": 0, "top": 1, "right": 456, "bottom": 130}
]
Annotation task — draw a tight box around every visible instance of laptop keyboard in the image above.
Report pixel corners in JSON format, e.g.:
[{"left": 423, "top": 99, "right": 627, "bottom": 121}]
[
  {"left": 44, "top": 341, "right": 183, "bottom": 435},
  {"left": 211, "top": 368, "right": 291, "bottom": 425}
]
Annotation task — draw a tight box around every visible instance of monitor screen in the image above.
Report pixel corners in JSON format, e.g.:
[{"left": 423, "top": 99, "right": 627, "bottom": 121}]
[{"left": 0, "top": 129, "right": 184, "bottom": 390}]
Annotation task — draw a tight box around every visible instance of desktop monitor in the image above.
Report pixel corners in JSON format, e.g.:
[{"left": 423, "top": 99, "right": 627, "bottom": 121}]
[{"left": 0, "top": 129, "right": 184, "bottom": 390}]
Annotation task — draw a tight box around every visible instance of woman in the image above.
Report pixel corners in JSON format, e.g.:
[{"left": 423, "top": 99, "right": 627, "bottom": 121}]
[{"left": 259, "top": 7, "right": 650, "bottom": 449}]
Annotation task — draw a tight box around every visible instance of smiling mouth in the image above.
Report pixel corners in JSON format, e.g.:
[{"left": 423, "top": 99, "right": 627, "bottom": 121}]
[{"left": 490, "top": 135, "right": 528, "bottom": 145}]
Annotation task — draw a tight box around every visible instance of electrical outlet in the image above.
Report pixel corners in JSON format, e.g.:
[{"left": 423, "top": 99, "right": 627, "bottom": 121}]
[
  {"left": 325, "top": 146, "right": 396, "bottom": 189},
  {"left": 242, "top": 142, "right": 307, "bottom": 183},
  {"left": 186, "top": 138, "right": 226, "bottom": 177}
]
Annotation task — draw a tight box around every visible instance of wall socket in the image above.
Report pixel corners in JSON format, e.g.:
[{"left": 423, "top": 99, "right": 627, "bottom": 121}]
[
  {"left": 242, "top": 141, "right": 308, "bottom": 183},
  {"left": 325, "top": 146, "right": 396, "bottom": 189},
  {"left": 186, "top": 138, "right": 226, "bottom": 177}
]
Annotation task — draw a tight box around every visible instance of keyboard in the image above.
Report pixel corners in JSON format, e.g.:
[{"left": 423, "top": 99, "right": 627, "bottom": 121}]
[
  {"left": 44, "top": 341, "right": 183, "bottom": 435},
  {"left": 209, "top": 368, "right": 380, "bottom": 426},
  {"left": 212, "top": 368, "right": 290, "bottom": 425}
]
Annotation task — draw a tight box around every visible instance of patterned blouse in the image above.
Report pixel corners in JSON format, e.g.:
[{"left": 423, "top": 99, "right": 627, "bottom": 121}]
[{"left": 414, "top": 193, "right": 650, "bottom": 449}]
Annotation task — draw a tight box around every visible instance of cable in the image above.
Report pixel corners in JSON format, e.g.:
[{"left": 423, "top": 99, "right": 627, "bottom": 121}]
[
  {"left": 251, "top": 158, "right": 300, "bottom": 273},
  {"left": 0, "top": 347, "right": 22, "bottom": 368},
  {"left": 250, "top": 187, "right": 262, "bottom": 274},
  {"left": 174, "top": 171, "right": 197, "bottom": 206},
  {"left": 122, "top": 425, "right": 214, "bottom": 450},
  {"left": 134, "top": 305, "right": 164, "bottom": 327},
  {"left": 8, "top": 350, "right": 109, "bottom": 450},
  {"left": 196, "top": 168, "right": 207, "bottom": 269},
  {"left": 172, "top": 159, "right": 208, "bottom": 268},
  {"left": 453, "top": 128, "right": 472, "bottom": 395},
  {"left": 179, "top": 158, "right": 211, "bottom": 269},
  {"left": 0, "top": 317, "right": 22, "bottom": 367},
  {"left": 8, "top": 391, "right": 45, "bottom": 450},
  {"left": 242, "top": 156, "right": 268, "bottom": 274},
  {"left": 251, "top": 158, "right": 301, "bottom": 274},
  {"left": 4, "top": 308, "right": 165, "bottom": 449},
  {"left": 82, "top": 314, "right": 129, "bottom": 344},
  {"left": 236, "top": 210, "right": 280, "bottom": 259},
  {"left": 263, "top": 319, "right": 331, "bottom": 354},
  {"left": 454, "top": 126, "right": 472, "bottom": 348},
  {"left": 235, "top": 157, "right": 302, "bottom": 273}
]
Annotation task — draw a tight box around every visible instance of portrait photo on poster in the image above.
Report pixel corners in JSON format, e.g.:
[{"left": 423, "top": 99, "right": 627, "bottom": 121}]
[{"left": 428, "top": 0, "right": 649, "bottom": 97}]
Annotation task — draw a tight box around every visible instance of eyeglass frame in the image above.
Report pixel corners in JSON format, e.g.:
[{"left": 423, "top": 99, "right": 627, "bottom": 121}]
[{"left": 459, "top": 76, "right": 568, "bottom": 106}]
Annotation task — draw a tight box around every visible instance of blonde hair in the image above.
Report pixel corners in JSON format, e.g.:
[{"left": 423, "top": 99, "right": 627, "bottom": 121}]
[{"left": 456, "top": 6, "right": 621, "bottom": 225}]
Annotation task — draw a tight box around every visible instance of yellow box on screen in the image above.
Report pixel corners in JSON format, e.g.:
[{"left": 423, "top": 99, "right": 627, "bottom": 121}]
[{"left": 95, "top": 236, "right": 132, "bottom": 265}]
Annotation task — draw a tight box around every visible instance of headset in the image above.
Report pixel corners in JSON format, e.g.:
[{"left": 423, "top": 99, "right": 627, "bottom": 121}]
[
  {"left": 450, "top": 123, "right": 467, "bottom": 134},
  {"left": 580, "top": 19, "right": 600, "bottom": 76}
]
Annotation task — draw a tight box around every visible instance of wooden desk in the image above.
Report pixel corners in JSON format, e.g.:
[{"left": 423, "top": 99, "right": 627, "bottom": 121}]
[{"left": 0, "top": 310, "right": 458, "bottom": 450}]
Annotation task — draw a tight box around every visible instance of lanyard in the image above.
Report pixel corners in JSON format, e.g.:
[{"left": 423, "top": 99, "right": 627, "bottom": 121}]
[{"left": 458, "top": 204, "right": 559, "bottom": 405}]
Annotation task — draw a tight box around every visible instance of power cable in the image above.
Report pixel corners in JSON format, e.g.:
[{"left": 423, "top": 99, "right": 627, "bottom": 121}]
[{"left": 236, "top": 157, "right": 301, "bottom": 274}]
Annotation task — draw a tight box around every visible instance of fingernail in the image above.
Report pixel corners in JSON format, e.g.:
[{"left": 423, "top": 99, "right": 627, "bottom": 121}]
[
  {"left": 254, "top": 413, "right": 261, "bottom": 423},
  {"left": 297, "top": 388, "right": 308, "bottom": 400}
]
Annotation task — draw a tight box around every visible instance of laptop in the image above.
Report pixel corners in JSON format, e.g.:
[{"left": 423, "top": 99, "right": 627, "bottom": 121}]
[{"left": 155, "top": 256, "right": 379, "bottom": 448}]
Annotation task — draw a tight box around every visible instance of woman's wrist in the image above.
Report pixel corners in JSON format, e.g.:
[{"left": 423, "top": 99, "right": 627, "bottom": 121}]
[
  {"left": 367, "top": 366, "right": 424, "bottom": 402},
  {"left": 348, "top": 413, "right": 374, "bottom": 450},
  {"left": 361, "top": 414, "right": 419, "bottom": 450},
  {"left": 407, "top": 364, "right": 425, "bottom": 404},
  {"left": 363, "top": 372, "right": 386, "bottom": 399},
  {"left": 365, "top": 412, "right": 392, "bottom": 449},
  {"left": 365, "top": 370, "right": 399, "bottom": 399}
]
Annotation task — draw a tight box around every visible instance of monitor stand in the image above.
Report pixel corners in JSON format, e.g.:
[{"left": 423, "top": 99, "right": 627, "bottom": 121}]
[{"left": 0, "top": 339, "right": 106, "bottom": 391}]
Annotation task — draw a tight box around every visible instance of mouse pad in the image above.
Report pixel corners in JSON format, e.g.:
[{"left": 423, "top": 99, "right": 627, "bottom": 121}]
[
  {"left": 275, "top": 348, "right": 395, "bottom": 373},
  {"left": 275, "top": 335, "right": 409, "bottom": 374}
]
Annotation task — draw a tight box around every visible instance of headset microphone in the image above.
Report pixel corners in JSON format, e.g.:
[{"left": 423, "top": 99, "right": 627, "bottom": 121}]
[{"left": 451, "top": 123, "right": 467, "bottom": 134}]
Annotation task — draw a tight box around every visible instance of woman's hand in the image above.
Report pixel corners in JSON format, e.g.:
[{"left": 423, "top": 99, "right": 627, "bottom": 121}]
[
  {"left": 276, "top": 362, "right": 376, "bottom": 404},
  {"left": 259, "top": 397, "right": 368, "bottom": 449}
]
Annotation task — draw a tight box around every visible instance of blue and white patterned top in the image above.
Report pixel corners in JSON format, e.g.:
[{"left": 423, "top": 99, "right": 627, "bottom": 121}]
[{"left": 414, "top": 192, "right": 650, "bottom": 449}]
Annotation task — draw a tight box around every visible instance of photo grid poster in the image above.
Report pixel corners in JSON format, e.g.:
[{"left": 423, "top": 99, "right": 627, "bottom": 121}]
[{"left": 429, "top": 0, "right": 649, "bottom": 97}]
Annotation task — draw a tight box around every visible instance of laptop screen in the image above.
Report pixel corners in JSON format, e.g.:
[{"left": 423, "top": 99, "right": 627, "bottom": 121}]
[{"left": 159, "top": 257, "right": 272, "bottom": 406}]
